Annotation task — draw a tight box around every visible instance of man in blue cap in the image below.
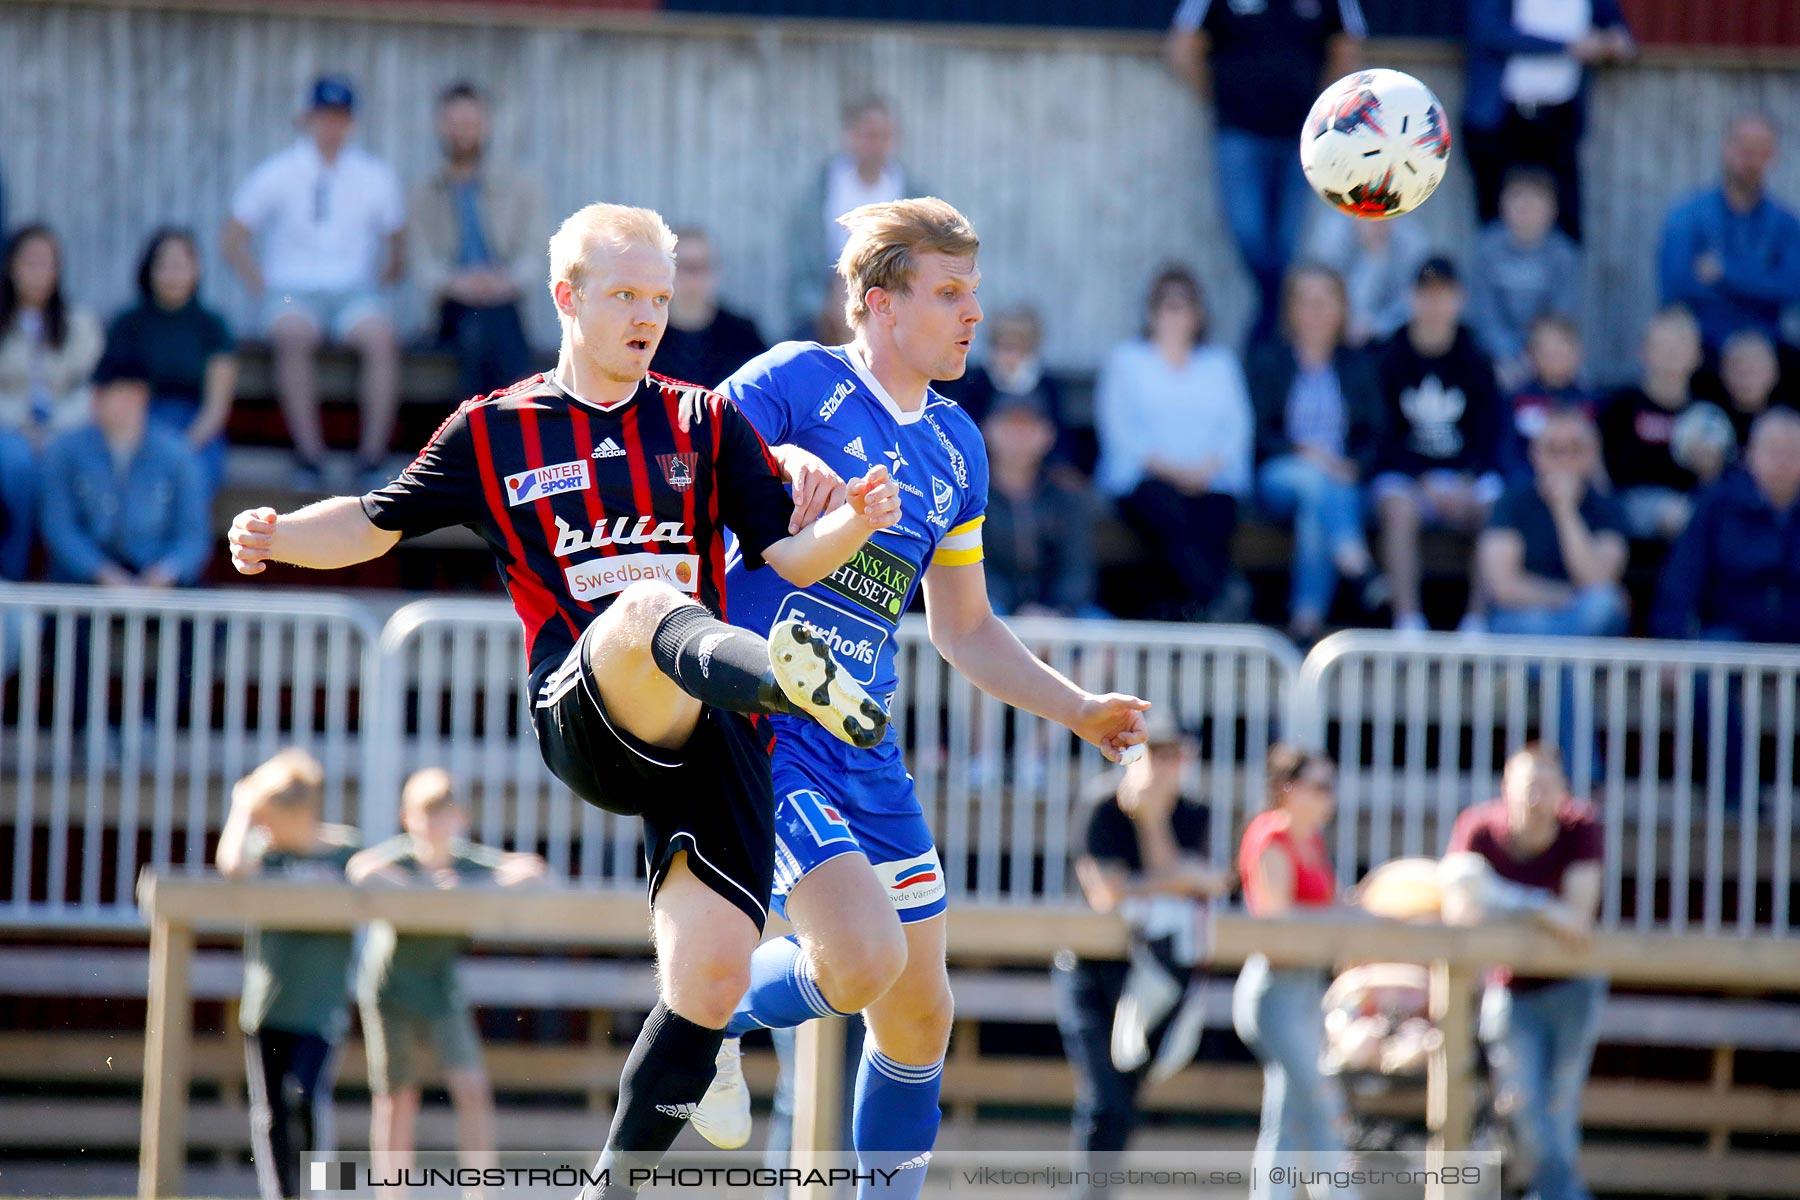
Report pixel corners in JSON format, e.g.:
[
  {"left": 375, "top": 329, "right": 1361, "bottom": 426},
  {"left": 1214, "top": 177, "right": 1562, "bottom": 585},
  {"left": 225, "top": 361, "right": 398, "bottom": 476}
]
[{"left": 224, "top": 75, "right": 406, "bottom": 493}]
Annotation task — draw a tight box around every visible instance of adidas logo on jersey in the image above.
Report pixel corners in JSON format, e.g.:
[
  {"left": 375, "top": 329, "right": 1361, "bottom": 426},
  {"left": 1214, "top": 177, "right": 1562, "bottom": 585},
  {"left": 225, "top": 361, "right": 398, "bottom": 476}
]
[
  {"left": 591, "top": 438, "right": 627, "bottom": 459},
  {"left": 655, "top": 1102, "right": 699, "bottom": 1120},
  {"left": 843, "top": 436, "right": 868, "bottom": 462}
]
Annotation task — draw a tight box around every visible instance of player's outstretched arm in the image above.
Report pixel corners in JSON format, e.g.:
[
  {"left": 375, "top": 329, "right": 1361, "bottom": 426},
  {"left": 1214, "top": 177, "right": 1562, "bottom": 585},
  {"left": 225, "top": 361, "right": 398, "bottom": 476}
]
[
  {"left": 228, "top": 497, "right": 402, "bottom": 575},
  {"left": 760, "top": 465, "right": 900, "bottom": 587},
  {"left": 921, "top": 559, "right": 1149, "bottom": 763}
]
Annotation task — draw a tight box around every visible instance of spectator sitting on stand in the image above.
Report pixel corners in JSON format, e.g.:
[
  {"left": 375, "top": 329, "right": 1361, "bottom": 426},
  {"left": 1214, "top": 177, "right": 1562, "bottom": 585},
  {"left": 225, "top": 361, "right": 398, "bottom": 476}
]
[
  {"left": 1307, "top": 213, "right": 1430, "bottom": 349},
  {"left": 982, "top": 391, "right": 1100, "bottom": 620},
  {"left": 1372, "top": 257, "right": 1504, "bottom": 632},
  {"left": 1479, "top": 406, "right": 1627, "bottom": 639},
  {"left": 105, "top": 228, "right": 236, "bottom": 504},
  {"left": 0, "top": 223, "right": 104, "bottom": 579},
  {"left": 941, "top": 306, "right": 1088, "bottom": 481},
  {"left": 37, "top": 348, "right": 210, "bottom": 588},
  {"left": 223, "top": 76, "right": 405, "bottom": 492},
  {"left": 348, "top": 768, "right": 547, "bottom": 1187},
  {"left": 1651, "top": 408, "right": 1800, "bottom": 646},
  {"left": 1713, "top": 328, "right": 1792, "bottom": 447},
  {"left": 1500, "top": 315, "right": 1594, "bottom": 482},
  {"left": 1658, "top": 111, "right": 1800, "bottom": 353},
  {"left": 214, "top": 749, "right": 361, "bottom": 1200},
  {"left": 1600, "top": 305, "right": 1712, "bottom": 540},
  {"left": 1095, "top": 266, "right": 1254, "bottom": 622},
  {"left": 411, "top": 82, "right": 542, "bottom": 400},
  {"left": 1467, "top": 167, "right": 1582, "bottom": 392},
  {"left": 651, "top": 226, "right": 767, "bottom": 389},
  {"left": 1441, "top": 743, "right": 1606, "bottom": 1200},
  {"left": 1249, "top": 262, "right": 1382, "bottom": 643}
]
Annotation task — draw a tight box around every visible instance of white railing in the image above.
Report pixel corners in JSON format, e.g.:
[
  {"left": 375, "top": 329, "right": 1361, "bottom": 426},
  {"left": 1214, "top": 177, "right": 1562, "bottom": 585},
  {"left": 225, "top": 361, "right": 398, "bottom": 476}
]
[
  {"left": 0, "top": 584, "right": 381, "bottom": 927},
  {"left": 1296, "top": 630, "right": 1800, "bottom": 936},
  {"left": 3, "top": 585, "right": 1795, "bottom": 934}
]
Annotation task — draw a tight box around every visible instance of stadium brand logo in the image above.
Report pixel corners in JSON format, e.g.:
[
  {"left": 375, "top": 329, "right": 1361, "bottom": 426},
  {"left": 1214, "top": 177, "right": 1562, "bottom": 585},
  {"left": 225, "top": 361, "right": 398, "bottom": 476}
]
[
  {"left": 505, "top": 459, "right": 590, "bottom": 506},
  {"left": 875, "top": 849, "right": 946, "bottom": 909},
  {"left": 591, "top": 438, "right": 627, "bottom": 459},
  {"left": 657, "top": 452, "right": 698, "bottom": 492},
  {"left": 776, "top": 595, "right": 888, "bottom": 686},
  {"left": 564, "top": 552, "right": 699, "bottom": 602},
  {"left": 843, "top": 436, "right": 868, "bottom": 462},
  {"left": 819, "top": 379, "right": 855, "bottom": 421},
  {"left": 310, "top": 1161, "right": 358, "bottom": 1192},
  {"left": 553, "top": 515, "right": 693, "bottom": 557}
]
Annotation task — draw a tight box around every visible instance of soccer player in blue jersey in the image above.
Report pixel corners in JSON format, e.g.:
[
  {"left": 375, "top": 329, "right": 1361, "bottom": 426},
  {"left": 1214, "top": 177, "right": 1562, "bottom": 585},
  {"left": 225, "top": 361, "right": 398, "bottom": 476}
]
[{"left": 694, "top": 198, "right": 1151, "bottom": 1195}]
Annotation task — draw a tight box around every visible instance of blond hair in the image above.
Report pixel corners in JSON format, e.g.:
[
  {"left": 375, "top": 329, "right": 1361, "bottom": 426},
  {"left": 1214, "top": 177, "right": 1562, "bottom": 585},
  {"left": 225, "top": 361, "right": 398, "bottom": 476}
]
[
  {"left": 835, "top": 197, "right": 978, "bottom": 329},
  {"left": 235, "top": 748, "right": 324, "bottom": 813},
  {"left": 547, "top": 203, "right": 678, "bottom": 295},
  {"left": 402, "top": 767, "right": 458, "bottom": 815}
]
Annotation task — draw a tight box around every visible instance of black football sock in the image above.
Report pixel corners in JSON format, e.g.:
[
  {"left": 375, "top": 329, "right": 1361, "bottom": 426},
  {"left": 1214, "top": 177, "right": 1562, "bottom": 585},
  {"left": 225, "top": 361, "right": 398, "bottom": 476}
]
[
  {"left": 650, "top": 603, "right": 794, "bottom": 716},
  {"left": 582, "top": 1002, "right": 726, "bottom": 1199}
]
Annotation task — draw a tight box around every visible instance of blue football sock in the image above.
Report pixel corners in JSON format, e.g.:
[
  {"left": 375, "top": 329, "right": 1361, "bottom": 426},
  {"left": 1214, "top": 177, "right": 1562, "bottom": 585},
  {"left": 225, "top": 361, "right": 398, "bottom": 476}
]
[
  {"left": 725, "top": 934, "right": 851, "bottom": 1038},
  {"left": 852, "top": 1046, "right": 943, "bottom": 1199}
]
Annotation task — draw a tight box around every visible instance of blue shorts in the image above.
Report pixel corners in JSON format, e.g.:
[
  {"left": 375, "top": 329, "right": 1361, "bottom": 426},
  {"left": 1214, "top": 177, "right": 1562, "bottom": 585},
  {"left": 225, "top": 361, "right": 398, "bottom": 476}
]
[{"left": 769, "top": 729, "right": 946, "bottom": 926}]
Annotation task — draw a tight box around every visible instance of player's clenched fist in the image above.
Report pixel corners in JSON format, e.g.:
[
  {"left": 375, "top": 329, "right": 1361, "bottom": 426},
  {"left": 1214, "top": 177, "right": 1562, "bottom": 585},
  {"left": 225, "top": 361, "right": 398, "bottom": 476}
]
[
  {"left": 846, "top": 465, "right": 901, "bottom": 530},
  {"left": 228, "top": 507, "right": 279, "bottom": 575}
]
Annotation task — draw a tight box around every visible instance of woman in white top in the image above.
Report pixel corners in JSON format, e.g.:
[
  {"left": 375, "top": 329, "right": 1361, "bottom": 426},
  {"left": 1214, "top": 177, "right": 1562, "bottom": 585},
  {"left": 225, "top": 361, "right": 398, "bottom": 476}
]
[
  {"left": 1095, "top": 266, "right": 1254, "bottom": 622},
  {"left": 0, "top": 225, "right": 103, "bottom": 579}
]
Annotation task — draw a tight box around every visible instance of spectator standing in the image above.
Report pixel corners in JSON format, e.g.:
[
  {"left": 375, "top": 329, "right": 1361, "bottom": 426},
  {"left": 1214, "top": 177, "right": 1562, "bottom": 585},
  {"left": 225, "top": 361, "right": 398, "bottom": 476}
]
[
  {"left": 1442, "top": 744, "right": 1606, "bottom": 1200},
  {"left": 1600, "top": 306, "right": 1709, "bottom": 540},
  {"left": 1249, "top": 263, "right": 1382, "bottom": 642},
  {"left": 1714, "top": 328, "right": 1792, "bottom": 446},
  {"left": 214, "top": 749, "right": 361, "bottom": 1200},
  {"left": 37, "top": 350, "right": 210, "bottom": 587},
  {"left": 0, "top": 224, "right": 104, "bottom": 579},
  {"left": 1234, "top": 744, "right": 1355, "bottom": 1200},
  {"left": 1651, "top": 409, "right": 1800, "bottom": 645},
  {"left": 348, "top": 768, "right": 547, "bottom": 1185},
  {"left": 105, "top": 228, "right": 236, "bottom": 502},
  {"left": 1463, "top": 0, "right": 1633, "bottom": 240},
  {"left": 982, "top": 392, "right": 1099, "bottom": 619},
  {"left": 1479, "top": 407, "right": 1627, "bottom": 639},
  {"left": 651, "top": 227, "right": 767, "bottom": 389},
  {"left": 1095, "top": 266, "right": 1254, "bottom": 622},
  {"left": 1466, "top": 168, "right": 1582, "bottom": 390},
  {"left": 1166, "top": 0, "right": 1366, "bottom": 343},
  {"left": 1307, "top": 212, "right": 1430, "bottom": 349},
  {"left": 1373, "top": 258, "right": 1503, "bottom": 631},
  {"left": 1658, "top": 112, "right": 1800, "bottom": 353},
  {"left": 411, "top": 82, "right": 541, "bottom": 400},
  {"left": 941, "top": 306, "right": 1088, "bottom": 479},
  {"left": 1056, "top": 715, "right": 1228, "bottom": 1199},
  {"left": 223, "top": 76, "right": 405, "bottom": 491},
  {"left": 1501, "top": 316, "right": 1595, "bottom": 482},
  {"left": 787, "top": 97, "right": 926, "bottom": 333}
]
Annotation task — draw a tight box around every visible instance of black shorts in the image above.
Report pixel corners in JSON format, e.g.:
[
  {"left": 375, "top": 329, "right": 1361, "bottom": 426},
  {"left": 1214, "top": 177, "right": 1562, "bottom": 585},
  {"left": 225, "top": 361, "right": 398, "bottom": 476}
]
[{"left": 530, "top": 626, "right": 774, "bottom": 932}]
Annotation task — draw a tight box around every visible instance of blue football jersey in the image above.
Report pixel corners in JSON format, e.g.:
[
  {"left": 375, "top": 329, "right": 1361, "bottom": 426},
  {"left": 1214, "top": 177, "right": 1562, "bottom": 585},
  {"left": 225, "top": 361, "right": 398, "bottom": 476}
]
[{"left": 722, "top": 342, "right": 989, "bottom": 751}]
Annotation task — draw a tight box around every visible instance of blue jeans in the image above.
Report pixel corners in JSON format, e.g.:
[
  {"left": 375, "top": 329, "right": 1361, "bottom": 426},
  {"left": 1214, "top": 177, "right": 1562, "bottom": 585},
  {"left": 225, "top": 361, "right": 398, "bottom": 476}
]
[
  {"left": 1214, "top": 128, "right": 1315, "bottom": 342},
  {"left": 148, "top": 398, "right": 226, "bottom": 504},
  {"left": 0, "top": 428, "right": 36, "bottom": 581},
  {"left": 1490, "top": 586, "right": 1628, "bottom": 779},
  {"left": 1232, "top": 955, "right": 1354, "bottom": 1200},
  {"left": 440, "top": 300, "right": 534, "bottom": 399},
  {"left": 1481, "top": 976, "right": 1607, "bottom": 1200},
  {"left": 1258, "top": 456, "right": 1364, "bottom": 624},
  {"left": 1053, "top": 960, "right": 1145, "bottom": 1198}
]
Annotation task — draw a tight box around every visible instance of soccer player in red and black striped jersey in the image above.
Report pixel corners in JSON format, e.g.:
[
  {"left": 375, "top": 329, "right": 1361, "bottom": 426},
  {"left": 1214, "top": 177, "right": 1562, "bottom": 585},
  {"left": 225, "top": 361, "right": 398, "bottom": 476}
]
[{"left": 227, "top": 203, "right": 900, "bottom": 1196}]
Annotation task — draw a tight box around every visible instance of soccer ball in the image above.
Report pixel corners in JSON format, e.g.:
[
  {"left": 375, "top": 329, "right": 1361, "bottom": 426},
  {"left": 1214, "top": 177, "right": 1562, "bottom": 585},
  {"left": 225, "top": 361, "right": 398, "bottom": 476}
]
[{"left": 1300, "top": 69, "right": 1452, "bottom": 219}]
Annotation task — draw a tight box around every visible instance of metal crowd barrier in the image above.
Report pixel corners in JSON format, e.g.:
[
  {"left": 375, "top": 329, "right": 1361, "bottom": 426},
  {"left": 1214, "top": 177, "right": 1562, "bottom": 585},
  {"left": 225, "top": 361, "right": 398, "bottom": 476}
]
[
  {"left": 3, "top": 584, "right": 1796, "bottom": 934},
  {"left": 0, "top": 583, "right": 381, "bottom": 927},
  {"left": 1297, "top": 630, "right": 1800, "bottom": 936}
]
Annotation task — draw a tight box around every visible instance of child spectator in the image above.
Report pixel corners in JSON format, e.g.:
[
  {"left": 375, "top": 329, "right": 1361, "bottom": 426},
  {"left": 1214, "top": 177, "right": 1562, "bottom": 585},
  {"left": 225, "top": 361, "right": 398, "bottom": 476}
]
[
  {"left": 1600, "top": 306, "right": 1708, "bottom": 539},
  {"left": 1096, "top": 266, "right": 1253, "bottom": 622},
  {"left": 1467, "top": 167, "right": 1582, "bottom": 391},
  {"left": 348, "top": 768, "right": 547, "bottom": 1184},
  {"left": 1373, "top": 258, "right": 1504, "bottom": 631},
  {"left": 105, "top": 228, "right": 236, "bottom": 503},
  {"left": 37, "top": 349, "right": 210, "bottom": 587},
  {"left": 0, "top": 224, "right": 103, "bottom": 579},
  {"left": 214, "top": 749, "right": 360, "bottom": 1200},
  {"left": 981, "top": 392, "right": 1099, "bottom": 619},
  {"left": 1501, "top": 316, "right": 1595, "bottom": 481}
]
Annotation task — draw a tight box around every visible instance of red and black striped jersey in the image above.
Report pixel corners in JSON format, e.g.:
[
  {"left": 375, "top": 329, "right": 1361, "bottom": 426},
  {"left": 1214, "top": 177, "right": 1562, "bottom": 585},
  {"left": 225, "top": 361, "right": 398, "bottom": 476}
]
[{"left": 361, "top": 372, "right": 793, "bottom": 691}]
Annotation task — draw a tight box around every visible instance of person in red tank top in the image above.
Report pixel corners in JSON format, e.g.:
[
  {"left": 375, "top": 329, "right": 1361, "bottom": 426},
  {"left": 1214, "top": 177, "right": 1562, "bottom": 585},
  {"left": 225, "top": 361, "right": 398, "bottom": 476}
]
[{"left": 1232, "top": 745, "right": 1357, "bottom": 1200}]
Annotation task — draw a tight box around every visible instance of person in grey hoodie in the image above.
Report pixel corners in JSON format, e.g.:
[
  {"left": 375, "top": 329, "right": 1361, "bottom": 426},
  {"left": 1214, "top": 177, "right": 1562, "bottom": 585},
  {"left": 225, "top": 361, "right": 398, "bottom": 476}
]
[{"left": 1466, "top": 167, "right": 1582, "bottom": 391}]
